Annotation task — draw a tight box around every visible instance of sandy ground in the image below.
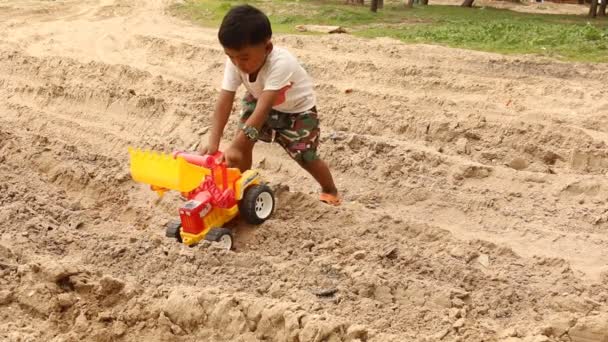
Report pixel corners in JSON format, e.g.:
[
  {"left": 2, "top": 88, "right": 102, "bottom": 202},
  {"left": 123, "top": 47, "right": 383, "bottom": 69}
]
[{"left": 1, "top": 0, "right": 608, "bottom": 341}]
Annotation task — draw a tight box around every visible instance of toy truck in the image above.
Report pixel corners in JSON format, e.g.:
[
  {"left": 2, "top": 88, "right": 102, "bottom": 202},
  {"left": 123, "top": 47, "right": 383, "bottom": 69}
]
[{"left": 128, "top": 148, "right": 275, "bottom": 250}]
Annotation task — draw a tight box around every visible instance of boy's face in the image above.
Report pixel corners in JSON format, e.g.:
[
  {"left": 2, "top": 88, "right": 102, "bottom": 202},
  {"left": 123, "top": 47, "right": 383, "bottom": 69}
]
[{"left": 224, "top": 40, "right": 272, "bottom": 75}]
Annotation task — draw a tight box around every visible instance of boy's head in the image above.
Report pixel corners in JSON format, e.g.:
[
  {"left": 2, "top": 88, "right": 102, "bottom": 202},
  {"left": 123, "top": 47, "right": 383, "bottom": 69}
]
[{"left": 219, "top": 5, "right": 272, "bottom": 75}]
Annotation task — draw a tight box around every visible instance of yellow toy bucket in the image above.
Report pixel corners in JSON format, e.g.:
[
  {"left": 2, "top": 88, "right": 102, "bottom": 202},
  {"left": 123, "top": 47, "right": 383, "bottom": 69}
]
[{"left": 128, "top": 148, "right": 210, "bottom": 193}]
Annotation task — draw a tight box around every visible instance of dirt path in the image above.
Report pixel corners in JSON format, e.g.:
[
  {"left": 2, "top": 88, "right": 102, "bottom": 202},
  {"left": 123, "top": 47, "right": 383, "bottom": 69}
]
[
  {"left": 432, "top": 0, "right": 589, "bottom": 15},
  {"left": 2, "top": 1, "right": 608, "bottom": 341}
]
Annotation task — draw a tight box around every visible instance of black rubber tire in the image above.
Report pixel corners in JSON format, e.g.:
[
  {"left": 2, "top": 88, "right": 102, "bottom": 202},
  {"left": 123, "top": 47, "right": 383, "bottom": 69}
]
[
  {"left": 204, "top": 228, "right": 233, "bottom": 250},
  {"left": 239, "top": 184, "right": 275, "bottom": 225},
  {"left": 165, "top": 221, "right": 182, "bottom": 243}
]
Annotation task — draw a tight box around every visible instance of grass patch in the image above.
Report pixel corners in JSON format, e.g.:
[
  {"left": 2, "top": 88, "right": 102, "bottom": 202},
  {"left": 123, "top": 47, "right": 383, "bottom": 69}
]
[{"left": 171, "top": 0, "right": 608, "bottom": 62}]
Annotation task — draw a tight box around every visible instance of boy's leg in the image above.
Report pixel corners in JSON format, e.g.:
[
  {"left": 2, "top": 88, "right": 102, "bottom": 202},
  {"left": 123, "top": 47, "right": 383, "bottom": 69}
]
[
  {"left": 300, "top": 159, "right": 338, "bottom": 195},
  {"left": 276, "top": 110, "right": 340, "bottom": 202}
]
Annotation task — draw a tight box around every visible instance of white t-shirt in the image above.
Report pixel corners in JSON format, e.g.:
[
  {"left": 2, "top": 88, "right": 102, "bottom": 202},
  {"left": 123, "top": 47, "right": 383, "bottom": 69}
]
[{"left": 221, "top": 47, "right": 316, "bottom": 113}]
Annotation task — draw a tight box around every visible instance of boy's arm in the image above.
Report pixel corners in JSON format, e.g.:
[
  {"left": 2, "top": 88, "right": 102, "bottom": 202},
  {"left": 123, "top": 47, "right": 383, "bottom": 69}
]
[
  {"left": 237, "top": 90, "right": 279, "bottom": 141},
  {"left": 204, "top": 89, "right": 236, "bottom": 154},
  {"left": 230, "top": 90, "right": 279, "bottom": 151}
]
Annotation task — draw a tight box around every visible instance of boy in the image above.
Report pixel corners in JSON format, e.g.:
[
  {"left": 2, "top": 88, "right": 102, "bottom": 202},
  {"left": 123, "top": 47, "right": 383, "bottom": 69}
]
[{"left": 199, "top": 4, "right": 341, "bottom": 205}]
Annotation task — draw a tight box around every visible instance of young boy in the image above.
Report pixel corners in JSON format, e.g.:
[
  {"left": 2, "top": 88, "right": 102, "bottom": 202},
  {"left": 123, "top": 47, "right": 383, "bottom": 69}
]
[{"left": 199, "top": 4, "right": 341, "bottom": 205}]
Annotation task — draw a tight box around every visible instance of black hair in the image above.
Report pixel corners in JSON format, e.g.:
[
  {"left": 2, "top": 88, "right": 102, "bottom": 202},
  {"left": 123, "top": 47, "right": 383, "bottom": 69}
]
[{"left": 218, "top": 5, "right": 272, "bottom": 50}]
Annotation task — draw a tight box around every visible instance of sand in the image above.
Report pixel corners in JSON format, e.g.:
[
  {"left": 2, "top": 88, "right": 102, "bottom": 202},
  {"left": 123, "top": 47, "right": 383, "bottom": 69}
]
[{"left": 1, "top": 1, "right": 608, "bottom": 341}]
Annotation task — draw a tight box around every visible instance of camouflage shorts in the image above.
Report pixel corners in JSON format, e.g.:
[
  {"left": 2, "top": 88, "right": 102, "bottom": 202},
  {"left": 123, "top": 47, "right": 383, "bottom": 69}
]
[{"left": 239, "top": 93, "right": 320, "bottom": 163}]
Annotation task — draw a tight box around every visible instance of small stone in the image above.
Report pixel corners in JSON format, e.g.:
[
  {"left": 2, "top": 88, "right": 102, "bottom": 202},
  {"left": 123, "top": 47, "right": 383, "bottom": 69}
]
[
  {"left": 353, "top": 250, "right": 366, "bottom": 260},
  {"left": 301, "top": 240, "right": 315, "bottom": 250},
  {"left": 594, "top": 215, "right": 608, "bottom": 225},
  {"left": 476, "top": 253, "right": 490, "bottom": 268},
  {"left": 509, "top": 158, "right": 528, "bottom": 171},
  {"left": 498, "top": 327, "right": 520, "bottom": 338},
  {"left": 452, "top": 297, "right": 465, "bottom": 308},
  {"left": 157, "top": 311, "right": 172, "bottom": 328},
  {"left": 112, "top": 321, "right": 127, "bottom": 337},
  {"left": 98, "top": 276, "right": 125, "bottom": 295},
  {"left": 256, "top": 286, "right": 268, "bottom": 295},
  {"left": 584, "top": 297, "right": 602, "bottom": 307},
  {"left": 170, "top": 323, "right": 184, "bottom": 335},
  {"left": 450, "top": 288, "right": 470, "bottom": 299},
  {"left": 449, "top": 247, "right": 466, "bottom": 259},
  {"left": 452, "top": 318, "right": 465, "bottom": 329},
  {"left": 74, "top": 312, "right": 89, "bottom": 332},
  {"left": 0, "top": 245, "right": 14, "bottom": 260},
  {"left": 57, "top": 293, "right": 76, "bottom": 308},
  {"left": 390, "top": 101, "right": 401, "bottom": 108},
  {"left": 98, "top": 311, "right": 113, "bottom": 322},
  {"left": 256, "top": 158, "right": 268, "bottom": 169},
  {"left": 268, "top": 282, "right": 285, "bottom": 298},
  {"left": 456, "top": 138, "right": 470, "bottom": 154},
  {"left": 199, "top": 240, "right": 212, "bottom": 249},
  {"left": 152, "top": 237, "right": 162, "bottom": 247},
  {"left": 434, "top": 328, "right": 450, "bottom": 340},
  {"left": 114, "top": 172, "right": 129, "bottom": 182},
  {"left": 209, "top": 242, "right": 229, "bottom": 251},
  {"left": 70, "top": 200, "right": 82, "bottom": 211},
  {"left": 314, "top": 288, "right": 339, "bottom": 297},
  {"left": 382, "top": 246, "right": 398, "bottom": 259},
  {"left": 542, "top": 151, "right": 561, "bottom": 165},
  {"left": 317, "top": 238, "right": 340, "bottom": 251},
  {"left": 0, "top": 290, "right": 13, "bottom": 305},
  {"left": 347, "top": 324, "right": 368, "bottom": 340},
  {"left": 42, "top": 261, "right": 80, "bottom": 283},
  {"left": 449, "top": 308, "right": 461, "bottom": 319}
]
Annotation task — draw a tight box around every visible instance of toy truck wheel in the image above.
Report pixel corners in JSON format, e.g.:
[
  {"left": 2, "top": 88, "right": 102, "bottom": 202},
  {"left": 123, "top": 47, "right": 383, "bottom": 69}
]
[
  {"left": 239, "top": 184, "right": 275, "bottom": 225},
  {"left": 165, "top": 221, "right": 182, "bottom": 243},
  {"left": 204, "top": 228, "right": 233, "bottom": 250}
]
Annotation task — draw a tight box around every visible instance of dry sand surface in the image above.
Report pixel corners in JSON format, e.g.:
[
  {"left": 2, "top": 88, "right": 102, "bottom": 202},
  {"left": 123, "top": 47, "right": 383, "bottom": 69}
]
[{"left": 2, "top": 0, "right": 608, "bottom": 341}]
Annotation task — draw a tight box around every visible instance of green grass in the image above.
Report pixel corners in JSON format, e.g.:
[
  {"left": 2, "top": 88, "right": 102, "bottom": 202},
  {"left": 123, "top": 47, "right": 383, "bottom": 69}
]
[{"left": 171, "top": 0, "right": 608, "bottom": 62}]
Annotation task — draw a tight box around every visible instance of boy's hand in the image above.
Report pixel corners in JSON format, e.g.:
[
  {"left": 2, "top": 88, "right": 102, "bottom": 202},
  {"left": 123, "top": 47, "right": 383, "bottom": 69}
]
[
  {"left": 198, "top": 144, "right": 226, "bottom": 164},
  {"left": 198, "top": 143, "right": 218, "bottom": 156},
  {"left": 224, "top": 134, "right": 254, "bottom": 170},
  {"left": 224, "top": 145, "right": 242, "bottom": 166}
]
